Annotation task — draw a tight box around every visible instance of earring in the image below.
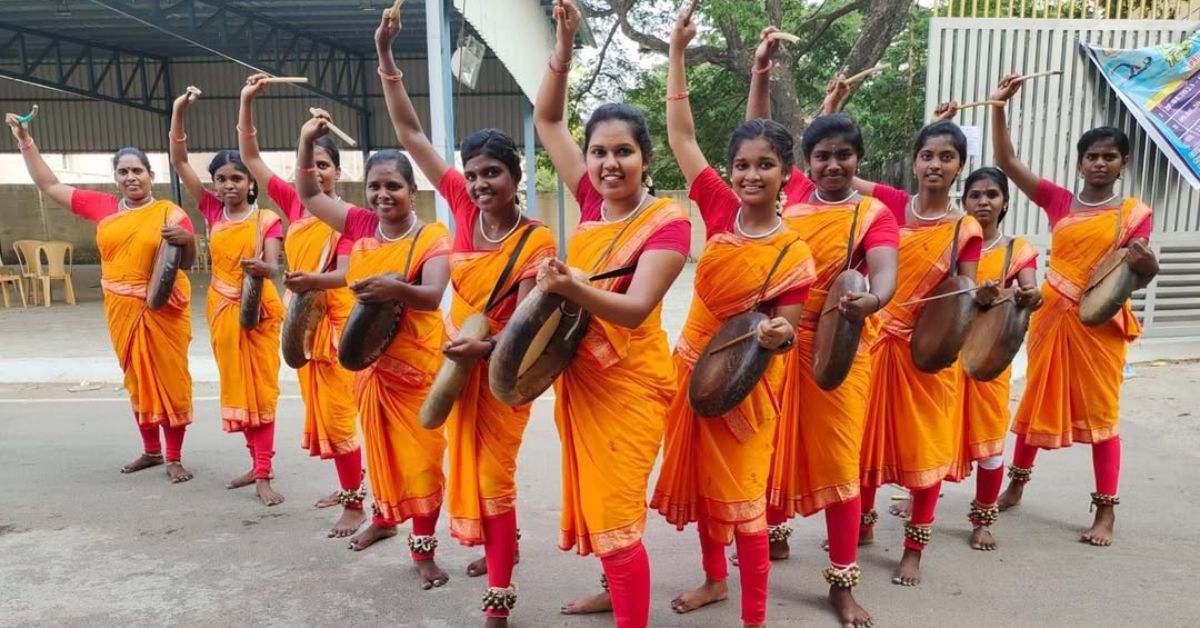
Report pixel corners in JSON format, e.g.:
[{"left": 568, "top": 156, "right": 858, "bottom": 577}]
[{"left": 644, "top": 174, "right": 655, "bottom": 191}]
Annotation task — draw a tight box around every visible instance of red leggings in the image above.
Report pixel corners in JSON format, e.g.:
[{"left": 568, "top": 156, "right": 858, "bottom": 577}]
[
  {"left": 138, "top": 422, "right": 186, "bottom": 462},
  {"left": 860, "top": 481, "right": 942, "bottom": 551},
  {"left": 767, "top": 498, "right": 862, "bottom": 569},
  {"left": 333, "top": 450, "right": 364, "bottom": 510},
  {"left": 975, "top": 466, "right": 1004, "bottom": 507},
  {"left": 483, "top": 509, "right": 519, "bottom": 618},
  {"left": 241, "top": 422, "right": 276, "bottom": 479},
  {"left": 698, "top": 523, "right": 769, "bottom": 625},
  {"left": 1011, "top": 434, "right": 1121, "bottom": 495},
  {"left": 600, "top": 541, "right": 651, "bottom": 628}
]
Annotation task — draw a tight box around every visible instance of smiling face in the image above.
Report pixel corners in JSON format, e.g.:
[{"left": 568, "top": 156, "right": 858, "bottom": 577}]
[
  {"left": 912, "top": 134, "right": 963, "bottom": 193},
  {"left": 585, "top": 120, "right": 648, "bottom": 201},
  {"left": 213, "top": 163, "right": 253, "bottom": 207},
  {"left": 113, "top": 155, "right": 154, "bottom": 202},
  {"left": 312, "top": 146, "right": 341, "bottom": 196},
  {"left": 729, "top": 137, "right": 787, "bottom": 209},
  {"left": 807, "top": 135, "right": 860, "bottom": 199},
  {"left": 964, "top": 177, "right": 1006, "bottom": 231},
  {"left": 463, "top": 154, "right": 518, "bottom": 214},
  {"left": 1078, "top": 138, "right": 1127, "bottom": 188},
  {"left": 365, "top": 163, "right": 414, "bottom": 226}
]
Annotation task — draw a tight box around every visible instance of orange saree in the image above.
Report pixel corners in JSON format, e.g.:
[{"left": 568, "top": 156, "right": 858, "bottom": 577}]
[
  {"left": 206, "top": 209, "right": 284, "bottom": 432},
  {"left": 96, "top": 201, "right": 193, "bottom": 427},
  {"left": 651, "top": 229, "right": 815, "bottom": 544},
  {"left": 555, "top": 198, "right": 689, "bottom": 557},
  {"left": 286, "top": 216, "right": 359, "bottom": 458},
  {"left": 768, "top": 198, "right": 890, "bottom": 518},
  {"left": 949, "top": 237, "right": 1039, "bottom": 480},
  {"left": 445, "top": 224, "right": 557, "bottom": 546},
  {"left": 860, "top": 216, "right": 982, "bottom": 489},
  {"left": 1011, "top": 199, "right": 1150, "bottom": 449},
  {"left": 347, "top": 224, "right": 452, "bottom": 523}
]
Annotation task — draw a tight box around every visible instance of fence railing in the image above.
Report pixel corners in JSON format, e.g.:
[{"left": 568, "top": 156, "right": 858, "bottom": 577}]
[{"left": 933, "top": 0, "right": 1200, "bottom": 19}]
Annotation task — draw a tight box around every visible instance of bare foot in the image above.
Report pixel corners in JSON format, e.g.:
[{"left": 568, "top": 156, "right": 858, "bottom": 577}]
[
  {"left": 889, "top": 496, "right": 911, "bottom": 519},
  {"left": 328, "top": 507, "right": 366, "bottom": 538},
  {"left": 891, "top": 548, "right": 922, "bottom": 586},
  {"left": 561, "top": 590, "right": 612, "bottom": 615},
  {"left": 467, "top": 549, "right": 521, "bottom": 577},
  {"left": 315, "top": 490, "right": 341, "bottom": 509},
  {"left": 997, "top": 481, "right": 1024, "bottom": 511},
  {"left": 970, "top": 526, "right": 997, "bottom": 551},
  {"left": 121, "top": 453, "right": 163, "bottom": 474},
  {"left": 415, "top": 558, "right": 449, "bottom": 590},
  {"left": 227, "top": 470, "right": 255, "bottom": 489},
  {"left": 1081, "top": 505, "right": 1116, "bottom": 547},
  {"left": 165, "top": 461, "right": 193, "bottom": 484},
  {"left": 348, "top": 523, "right": 397, "bottom": 551},
  {"left": 256, "top": 478, "right": 284, "bottom": 506},
  {"left": 670, "top": 579, "right": 729, "bottom": 614},
  {"left": 830, "top": 586, "right": 873, "bottom": 628}
]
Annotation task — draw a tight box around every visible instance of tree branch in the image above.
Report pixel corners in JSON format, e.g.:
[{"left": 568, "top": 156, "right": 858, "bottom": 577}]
[
  {"left": 578, "top": 16, "right": 621, "bottom": 98},
  {"left": 765, "top": 0, "right": 783, "bottom": 26},
  {"left": 600, "top": 0, "right": 731, "bottom": 66}
]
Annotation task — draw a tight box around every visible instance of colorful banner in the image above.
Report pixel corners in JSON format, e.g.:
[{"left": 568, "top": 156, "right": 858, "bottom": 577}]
[{"left": 1081, "top": 31, "right": 1200, "bottom": 189}]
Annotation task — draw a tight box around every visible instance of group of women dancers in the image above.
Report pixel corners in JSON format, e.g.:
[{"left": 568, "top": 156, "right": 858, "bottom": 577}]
[{"left": 4, "top": 2, "right": 1159, "bottom": 627}]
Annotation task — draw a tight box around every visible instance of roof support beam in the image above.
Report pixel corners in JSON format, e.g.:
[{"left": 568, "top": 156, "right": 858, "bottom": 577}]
[
  {"left": 425, "top": 0, "right": 454, "bottom": 229},
  {"left": 0, "top": 22, "right": 170, "bottom": 114},
  {"left": 84, "top": 0, "right": 367, "bottom": 112}
]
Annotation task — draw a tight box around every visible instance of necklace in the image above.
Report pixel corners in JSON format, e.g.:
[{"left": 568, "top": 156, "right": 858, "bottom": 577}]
[
  {"left": 909, "top": 195, "right": 951, "bottom": 222},
  {"left": 735, "top": 207, "right": 783, "bottom": 239},
  {"left": 377, "top": 214, "right": 417, "bottom": 242},
  {"left": 601, "top": 188, "right": 649, "bottom": 223},
  {"left": 478, "top": 208, "right": 522, "bottom": 244},
  {"left": 1076, "top": 191, "right": 1119, "bottom": 208},
  {"left": 814, "top": 189, "right": 856, "bottom": 205},
  {"left": 118, "top": 196, "right": 155, "bottom": 212},
  {"left": 223, "top": 205, "right": 255, "bottom": 224},
  {"left": 982, "top": 232, "right": 1005, "bottom": 251}
]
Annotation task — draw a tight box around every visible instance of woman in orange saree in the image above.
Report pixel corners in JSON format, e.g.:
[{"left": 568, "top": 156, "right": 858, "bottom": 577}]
[
  {"left": 744, "top": 31, "right": 900, "bottom": 628},
  {"left": 238, "top": 72, "right": 364, "bottom": 534},
  {"left": 854, "top": 121, "right": 984, "bottom": 587},
  {"left": 170, "top": 90, "right": 285, "bottom": 507},
  {"left": 649, "top": 13, "right": 815, "bottom": 628},
  {"left": 989, "top": 74, "right": 1158, "bottom": 547},
  {"left": 373, "top": 13, "right": 557, "bottom": 624},
  {"left": 297, "top": 113, "right": 453, "bottom": 590},
  {"left": 535, "top": 3, "right": 690, "bottom": 626},
  {"left": 946, "top": 167, "right": 1042, "bottom": 551},
  {"left": 6, "top": 116, "right": 195, "bottom": 484}
]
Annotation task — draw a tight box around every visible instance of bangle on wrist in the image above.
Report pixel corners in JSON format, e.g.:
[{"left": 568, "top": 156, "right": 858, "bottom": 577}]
[
  {"left": 169, "top": 132, "right": 187, "bottom": 143},
  {"left": 548, "top": 57, "right": 571, "bottom": 75},
  {"left": 753, "top": 60, "right": 774, "bottom": 75},
  {"left": 377, "top": 66, "right": 403, "bottom": 82},
  {"left": 297, "top": 164, "right": 317, "bottom": 173},
  {"left": 18, "top": 138, "right": 35, "bottom": 152},
  {"left": 665, "top": 90, "right": 690, "bottom": 101},
  {"left": 237, "top": 124, "right": 257, "bottom": 136}
]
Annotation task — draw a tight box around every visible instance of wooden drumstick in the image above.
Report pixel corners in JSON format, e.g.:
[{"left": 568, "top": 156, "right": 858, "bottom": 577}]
[
  {"left": 1018, "top": 69, "right": 1062, "bottom": 81},
  {"left": 683, "top": 0, "right": 701, "bottom": 21},
  {"left": 308, "top": 107, "right": 358, "bottom": 147},
  {"left": 708, "top": 330, "right": 759, "bottom": 355},
  {"left": 260, "top": 76, "right": 309, "bottom": 84},
  {"left": 387, "top": 0, "right": 405, "bottom": 22},
  {"left": 846, "top": 63, "right": 889, "bottom": 85},
  {"left": 897, "top": 285, "right": 979, "bottom": 307},
  {"left": 766, "top": 31, "right": 801, "bottom": 44},
  {"left": 15, "top": 104, "right": 38, "bottom": 125},
  {"left": 956, "top": 99, "right": 1004, "bottom": 110}
]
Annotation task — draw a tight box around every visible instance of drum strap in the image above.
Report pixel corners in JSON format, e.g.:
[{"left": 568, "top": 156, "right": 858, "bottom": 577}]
[
  {"left": 753, "top": 238, "right": 799, "bottom": 308},
  {"left": 483, "top": 223, "right": 542, "bottom": 314},
  {"left": 1000, "top": 238, "right": 1015, "bottom": 286},
  {"left": 948, "top": 216, "right": 966, "bottom": 277},
  {"left": 402, "top": 224, "right": 428, "bottom": 283},
  {"left": 843, "top": 198, "right": 869, "bottom": 271},
  {"left": 588, "top": 201, "right": 651, "bottom": 275}
]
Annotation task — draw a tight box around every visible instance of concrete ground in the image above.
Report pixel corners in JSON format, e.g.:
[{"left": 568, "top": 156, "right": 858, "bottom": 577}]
[{"left": 2, "top": 266, "right": 1199, "bottom": 627}]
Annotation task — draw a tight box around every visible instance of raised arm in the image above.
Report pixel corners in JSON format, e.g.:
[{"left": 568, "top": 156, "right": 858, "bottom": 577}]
[
  {"left": 745, "top": 28, "right": 781, "bottom": 121},
  {"left": 168, "top": 89, "right": 207, "bottom": 203},
  {"left": 4, "top": 115, "right": 76, "bottom": 210},
  {"left": 375, "top": 10, "right": 449, "bottom": 188},
  {"left": 989, "top": 74, "right": 1041, "bottom": 201},
  {"left": 666, "top": 8, "right": 709, "bottom": 186},
  {"left": 295, "top": 113, "right": 352, "bottom": 232},
  {"left": 533, "top": 0, "right": 586, "bottom": 195},
  {"left": 237, "top": 74, "right": 278, "bottom": 188}
]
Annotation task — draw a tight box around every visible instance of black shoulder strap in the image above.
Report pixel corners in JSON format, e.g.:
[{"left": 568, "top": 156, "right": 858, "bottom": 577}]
[
  {"left": 948, "top": 216, "right": 965, "bottom": 277},
  {"left": 753, "top": 237, "right": 799, "bottom": 308},
  {"left": 402, "top": 224, "right": 427, "bottom": 283},
  {"left": 483, "top": 223, "right": 542, "bottom": 314}
]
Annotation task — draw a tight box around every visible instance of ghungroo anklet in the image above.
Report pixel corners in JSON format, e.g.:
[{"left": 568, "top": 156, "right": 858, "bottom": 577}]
[
  {"left": 822, "top": 564, "right": 862, "bottom": 589},
  {"left": 1090, "top": 492, "right": 1120, "bottom": 511},
  {"left": 337, "top": 486, "right": 367, "bottom": 506},
  {"left": 904, "top": 522, "right": 933, "bottom": 547},
  {"left": 968, "top": 500, "right": 1000, "bottom": 527},
  {"left": 408, "top": 534, "right": 438, "bottom": 555},
  {"left": 481, "top": 584, "right": 517, "bottom": 612},
  {"left": 599, "top": 573, "right": 609, "bottom": 592},
  {"left": 767, "top": 524, "right": 793, "bottom": 543},
  {"left": 860, "top": 509, "right": 879, "bottom": 528},
  {"left": 1007, "top": 465, "right": 1032, "bottom": 484}
]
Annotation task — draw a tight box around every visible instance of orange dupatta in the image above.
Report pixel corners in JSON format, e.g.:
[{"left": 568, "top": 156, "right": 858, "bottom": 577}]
[
  {"left": 346, "top": 223, "right": 452, "bottom": 523},
  {"left": 445, "top": 224, "right": 557, "bottom": 546},
  {"left": 651, "top": 228, "right": 815, "bottom": 543},
  {"left": 860, "top": 215, "right": 982, "bottom": 489},
  {"left": 97, "top": 201, "right": 193, "bottom": 427},
  {"left": 1011, "top": 199, "right": 1151, "bottom": 449},
  {"left": 554, "top": 197, "right": 689, "bottom": 557}
]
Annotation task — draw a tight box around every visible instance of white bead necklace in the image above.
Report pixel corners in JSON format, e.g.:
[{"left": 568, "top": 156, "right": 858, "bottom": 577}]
[
  {"left": 981, "top": 232, "right": 1005, "bottom": 251},
  {"left": 223, "top": 204, "right": 256, "bottom": 224},
  {"left": 601, "top": 188, "right": 649, "bottom": 223},
  {"left": 814, "top": 189, "right": 856, "bottom": 205},
  {"left": 735, "top": 207, "right": 783, "bottom": 239},
  {"left": 118, "top": 196, "right": 155, "bottom": 212},
  {"left": 478, "top": 208, "right": 522, "bottom": 244},
  {"left": 1076, "top": 191, "right": 1119, "bottom": 208},
  {"left": 910, "top": 194, "right": 951, "bottom": 222},
  {"left": 377, "top": 214, "right": 417, "bottom": 242}
]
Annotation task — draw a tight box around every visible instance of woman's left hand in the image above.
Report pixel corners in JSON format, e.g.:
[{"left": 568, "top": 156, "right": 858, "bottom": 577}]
[
  {"left": 1126, "top": 240, "right": 1158, "bottom": 276},
  {"left": 160, "top": 226, "right": 192, "bottom": 246},
  {"left": 351, "top": 274, "right": 406, "bottom": 304},
  {"left": 536, "top": 258, "right": 579, "bottom": 297},
  {"left": 241, "top": 257, "right": 274, "bottom": 279},
  {"left": 442, "top": 337, "right": 493, "bottom": 361},
  {"left": 756, "top": 316, "right": 794, "bottom": 351},
  {"left": 839, "top": 291, "right": 879, "bottom": 322},
  {"left": 1015, "top": 284, "right": 1043, "bottom": 310}
]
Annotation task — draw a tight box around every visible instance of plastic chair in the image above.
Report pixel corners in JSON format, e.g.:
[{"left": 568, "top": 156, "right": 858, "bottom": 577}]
[
  {"left": 0, "top": 240, "right": 28, "bottom": 308},
  {"left": 39, "top": 240, "right": 76, "bottom": 307},
  {"left": 13, "top": 239, "right": 46, "bottom": 305}
]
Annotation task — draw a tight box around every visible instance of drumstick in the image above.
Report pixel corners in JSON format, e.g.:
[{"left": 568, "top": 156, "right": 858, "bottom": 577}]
[
  {"left": 260, "top": 76, "right": 309, "bottom": 84},
  {"left": 1018, "top": 69, "right": 1062, "bottom": 81},
  {"left": 387, "top": 0, "right": 405, "bottom": 24},
  {"left": 308, "top": 107, "right": 358, "bottom": 147},
  {"left": 15, "top": 104, "right": 38, "bottom": 125},
  {"left": 896, "top": 285, "right": 979, "bottom": 307},
  {"left": 683, "top": 0, "right": 701, "bottom": 21},
  {"left": 846, "top": 63, "right": 889, "bottom": 85},
  {"left": 766, "top": 31, "right": 801, "bottom": 44},
  {"left": 708, "top": 330, "right": 759, "bottom": 355},
  {"left": 957, "top": 99, "right": 1004, "bottom": 110}
]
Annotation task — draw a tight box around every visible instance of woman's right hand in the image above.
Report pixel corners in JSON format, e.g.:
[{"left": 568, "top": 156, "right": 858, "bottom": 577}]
[
  {"left": 754, "top": 27, "right": 783, "bottom": 67},
  {"left": 375, "top": 7, "right": 401, "bottom": 49},
  {"left": 552, "top": 0, "right": 582, "bottom": 43},
  {"left": 241, "top": 73, "right": 270, "bottom": 101},
  {"left": 300, "top": 110, "right": 332, "bottom": 143},
  {"left": 670, "top": 4, "right": 698, "bottom": 48},
  {"left": 4, "top": 113, "right": 31, "bottom": 144},
  {"left": 283, "top": 271, "right": 318, "bottom": 293},
  {"left": 990, "top": 73, "right": 1023, "bottom": 103},
  {"left": 173, "top": 89, "right": 199, "bottom": 112},
  {"left": 931, "top": 101, "right": 960, "bottom": 122}
]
